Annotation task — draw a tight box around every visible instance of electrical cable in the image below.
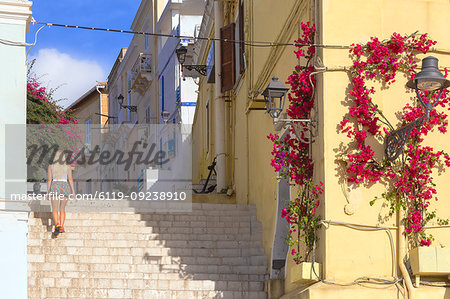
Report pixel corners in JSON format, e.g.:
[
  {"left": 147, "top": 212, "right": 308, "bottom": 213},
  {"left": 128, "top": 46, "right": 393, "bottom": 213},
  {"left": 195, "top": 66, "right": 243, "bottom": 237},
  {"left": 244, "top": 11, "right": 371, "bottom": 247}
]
[
  {"left": 310, "top": 220, "right": 406, "bottom": 299},
  {"left": 26, "top": 23, "right": 47, "bottom": 57},
  {"left": 0, "top": 38, "right": 33, "bottom": 47},
  {"left": 33, "top": 21, "right": 352, "bottom": 49}
]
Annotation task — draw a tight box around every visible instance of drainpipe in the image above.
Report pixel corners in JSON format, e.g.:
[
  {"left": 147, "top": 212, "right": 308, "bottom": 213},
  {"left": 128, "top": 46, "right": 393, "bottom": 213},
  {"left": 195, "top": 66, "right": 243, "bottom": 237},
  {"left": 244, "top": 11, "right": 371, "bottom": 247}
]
[
  {"left": 214, "top": 0, "right": 226, "bottom": 192},
  {"left": 96, "top": 85, "right": 106, "bottom": 124},
  {"left": 96, "top": 84, "right": 106, "bottom": 192},
  {"left": 398, "top": 208, "right": 415, "bottom": 299}
]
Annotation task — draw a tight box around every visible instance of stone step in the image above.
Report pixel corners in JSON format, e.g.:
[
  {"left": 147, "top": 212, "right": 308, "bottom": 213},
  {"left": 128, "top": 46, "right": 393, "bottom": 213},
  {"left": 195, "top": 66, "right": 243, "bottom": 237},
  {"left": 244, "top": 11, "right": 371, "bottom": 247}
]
[
  {"left": 28, "top": 278, "right": 264, "bottom": 291},
  {"left": 27, "top": 226, "right": 261, "bottom": 236},
  {"left": 27, "top": 270, "right": 268, "bottom": 281},
  {"left": 28, "top": 236, "right": 262, "bottom": 249},
  {"left": 28, "top": 253, "right": 267, "bottom": 266},
  {"left": 27, "top": 218, "right": 259, "bottom": 228},
  {"left": 28, "top": 246, "right": 265, "bottom": 257},
  {"left": 28, "top": 262, "right": 268, "bottom": 275},
  {"left": 27, "top": 202, "right": 268, "bottom": 298},
  {"left": 28, "top": 287, "right": 267, "bottom": 299},
  {"left": 30, "top": 211, "right": 256, "bottom": 221},
  {"left": 30, "top": 202, "right": 256, "bottom": 212},
  {"left": 27, "top": 231, "right": 260, "bottom": 241}
]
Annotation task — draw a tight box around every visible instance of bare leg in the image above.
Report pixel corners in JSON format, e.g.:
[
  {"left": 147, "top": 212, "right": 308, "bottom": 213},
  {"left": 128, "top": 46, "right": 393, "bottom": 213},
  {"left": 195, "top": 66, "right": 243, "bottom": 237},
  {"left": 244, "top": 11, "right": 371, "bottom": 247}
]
[
  {"left": 59, "top": 197, "right": 68, "bottom": 227},
  {"left": 50, "top": 196, "right": 59, "bottom": 226}
]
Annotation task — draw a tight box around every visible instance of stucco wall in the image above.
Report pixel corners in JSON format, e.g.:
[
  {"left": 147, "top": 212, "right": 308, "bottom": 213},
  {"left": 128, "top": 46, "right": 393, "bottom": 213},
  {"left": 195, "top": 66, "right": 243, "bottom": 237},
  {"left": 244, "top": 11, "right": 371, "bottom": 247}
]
[
  {"left": 320, "top": 0, "right": 450, "bottom": 285},
  {"left": 0, "top": 1, "right": 32, "bottom": 298},
  {"left": 192, "top": 0, "right": 450, "bottom": 297}
]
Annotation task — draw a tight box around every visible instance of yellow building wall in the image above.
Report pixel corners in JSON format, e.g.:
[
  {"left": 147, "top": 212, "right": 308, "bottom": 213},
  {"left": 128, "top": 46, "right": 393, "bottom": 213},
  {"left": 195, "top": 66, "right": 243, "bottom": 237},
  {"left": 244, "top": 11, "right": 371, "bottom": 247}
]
[
  {"left": 193, "top": 0, "right": 313, "bottom": 294},
  {"left": 320, "top": 0, "right": 450, "bottom": 286},
  {"left": 193, "top": 0, "right": 450, "bottom": 297},
  {"left": 192, "top": 78, "right": 215, "bottom": 183},
  {"left": 71, "top": 90, "right": 105, "bottom": 194}
]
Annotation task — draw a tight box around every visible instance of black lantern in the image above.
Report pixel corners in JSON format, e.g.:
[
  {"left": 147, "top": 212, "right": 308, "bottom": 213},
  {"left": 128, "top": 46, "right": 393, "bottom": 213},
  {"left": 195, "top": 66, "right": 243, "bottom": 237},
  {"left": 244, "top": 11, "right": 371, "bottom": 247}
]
[
  {"left": 117, "top": 94, "right": 124, "bottom": 106},
  {"left": 117, "top": 94, "right": 137, "bottom": 112},
  {"left": 176, "top": 45, "right": 207, "bottom": 76},
  {"left": 161, "top": 110, "right": 170, "bottom": 123},
  {"left": 406, "top": 56, "right": 450, "bottom": 119},
  {"left": 385, "top": 56, "right": 450, "bottom": 161},
  {"left": 262, "top": 76, "right": 290, "bottom": 119},
  {"left": 176, "top": 46, "right": 188, "bottom": 65}
]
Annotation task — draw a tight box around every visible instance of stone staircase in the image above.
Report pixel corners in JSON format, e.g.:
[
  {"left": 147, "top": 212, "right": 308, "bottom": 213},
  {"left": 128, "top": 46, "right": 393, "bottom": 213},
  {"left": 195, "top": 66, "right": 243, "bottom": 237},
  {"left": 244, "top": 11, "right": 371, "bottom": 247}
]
[{"left": 27, "top": 203, "right": 268, "bottom": 298}]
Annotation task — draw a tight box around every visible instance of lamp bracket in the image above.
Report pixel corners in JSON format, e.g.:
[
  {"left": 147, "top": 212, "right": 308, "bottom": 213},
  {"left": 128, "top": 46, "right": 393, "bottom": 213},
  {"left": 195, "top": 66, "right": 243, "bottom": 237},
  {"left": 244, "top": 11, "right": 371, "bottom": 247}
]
[
  {"left": 385, "top": 115, "right": 426, "bottom": 161},
  {"left": 184, "top": 65, "right": 207, "bottom": 76},
  {"left": 274, "top": 118, "right": 317, "bottom": 144},
  {"left": 122, "top": 105, "right": 137, "bottom": 112},
  {"left": 414, "top": 80, "right": 446, "bottom": 117}
]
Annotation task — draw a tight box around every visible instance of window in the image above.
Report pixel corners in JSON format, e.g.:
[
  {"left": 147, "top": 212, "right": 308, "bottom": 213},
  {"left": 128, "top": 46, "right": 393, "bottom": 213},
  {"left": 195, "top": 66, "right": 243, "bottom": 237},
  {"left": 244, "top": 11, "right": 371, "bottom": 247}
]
[
  {"left": 235, "top": 0, "right": 246, "bottom": 77},
  {"left": 146, "top": 106, "right": 151, "bottom": 124},
  {"left": 127, "top": 73, "right": 133, "bottom": 122},
  {"left": 85, "top": 119, "right": 91, "bottom": 148},
  {"left": 206, "top": 98, "right": 210, "bottom": 154},
  {"left": 144, "top": 26, "right": 149, "bottom": 53},
  {"left": 220, "top": 23, "right": 236, "bottom": 92},
  {"left": 161, "top": 76, "right": 165, "bottom": 115},
  {"left": 220, "top": 2, "right": 245, "bottom": 92}
]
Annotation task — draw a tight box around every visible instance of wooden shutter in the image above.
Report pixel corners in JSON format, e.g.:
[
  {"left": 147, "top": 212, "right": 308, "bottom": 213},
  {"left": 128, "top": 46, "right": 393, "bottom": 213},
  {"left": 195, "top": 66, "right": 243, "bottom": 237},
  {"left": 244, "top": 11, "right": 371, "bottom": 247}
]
[
  {"left": 239, "top": 1, "right": 245, "bottom": 74},
  {"left": 220, "top": 23, "right": 236, "bottom": 92}
]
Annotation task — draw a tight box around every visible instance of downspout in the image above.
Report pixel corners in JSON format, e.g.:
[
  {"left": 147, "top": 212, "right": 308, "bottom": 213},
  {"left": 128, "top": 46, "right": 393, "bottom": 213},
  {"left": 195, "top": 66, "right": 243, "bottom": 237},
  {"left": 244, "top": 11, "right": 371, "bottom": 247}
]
[
  {"left": 214, "top": 0, "right": 226, "bottom": 192},
  {"left": 96, "top": 84, "right": 105, "bottom": 192},
  {"left": 398, "top": 208, "right": 415, "bottom": 299},
  {"left": 96, "top": 85, "right": 105, "bottom": 124}
]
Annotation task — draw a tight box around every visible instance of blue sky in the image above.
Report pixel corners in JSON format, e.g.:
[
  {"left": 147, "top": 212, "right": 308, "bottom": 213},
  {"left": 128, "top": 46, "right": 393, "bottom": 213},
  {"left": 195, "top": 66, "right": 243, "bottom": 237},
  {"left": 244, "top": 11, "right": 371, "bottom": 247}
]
[{"left": 27, "top": 1, "right": 141, "bottom": 107}]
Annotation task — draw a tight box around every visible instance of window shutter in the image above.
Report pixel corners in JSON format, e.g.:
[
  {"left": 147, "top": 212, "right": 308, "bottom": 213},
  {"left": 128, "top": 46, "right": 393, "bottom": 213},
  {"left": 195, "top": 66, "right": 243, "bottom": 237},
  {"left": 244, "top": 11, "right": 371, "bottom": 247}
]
[
  {"left": 220, "top": 23, "right": 236, "bottom": 92},
  {"left": 239, "top": 1, "right": 245, "bottom": 74}
]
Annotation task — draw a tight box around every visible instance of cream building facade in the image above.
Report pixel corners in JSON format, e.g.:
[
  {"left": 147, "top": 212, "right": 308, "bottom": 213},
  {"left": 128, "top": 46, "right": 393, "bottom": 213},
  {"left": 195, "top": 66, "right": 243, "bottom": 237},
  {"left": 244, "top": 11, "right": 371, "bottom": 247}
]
[
  {"left": 191, "top": 0, "right": 450, "bottom": 298},
  {"left": 66, "top": 82, "right": 107, "bottom": 195},
  {"left": 106, "top": 0, "right": 204, "bottom": 192}
]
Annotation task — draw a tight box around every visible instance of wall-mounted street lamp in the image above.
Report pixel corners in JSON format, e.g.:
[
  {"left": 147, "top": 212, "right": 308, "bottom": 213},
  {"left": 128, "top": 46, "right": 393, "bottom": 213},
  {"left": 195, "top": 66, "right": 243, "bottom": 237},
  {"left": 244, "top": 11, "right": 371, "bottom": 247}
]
[
  {"left": 262, "top": 76, "right": 289, "bottom": 120},
  {"left": 406, "top": 56, "right": 450, "bottom": 118},
  {"left": 117, "top": 94, "right": 137, "bottom": 112},
  {"left": 262, "top": 75, "right": 317, "bottom": 143},
  {"left": 161, "top": 110, "right": 170, "bottom": 124},
  {"left": 385, "top": 56, "right": 450, "bottom": 161},
  {"left": 176, "top": 45, "right": 207, "bottom": 76}
]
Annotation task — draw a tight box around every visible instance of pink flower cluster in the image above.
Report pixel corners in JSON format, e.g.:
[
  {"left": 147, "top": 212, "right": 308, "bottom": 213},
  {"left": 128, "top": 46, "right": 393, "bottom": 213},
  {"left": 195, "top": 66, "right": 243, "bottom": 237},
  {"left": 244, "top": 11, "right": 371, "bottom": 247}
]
[
  {"left": 268, "top": 23, "right": 324, "bottom": 263},
  {"left": 342, "top": 32, "right": 449, "bottom": 246}
]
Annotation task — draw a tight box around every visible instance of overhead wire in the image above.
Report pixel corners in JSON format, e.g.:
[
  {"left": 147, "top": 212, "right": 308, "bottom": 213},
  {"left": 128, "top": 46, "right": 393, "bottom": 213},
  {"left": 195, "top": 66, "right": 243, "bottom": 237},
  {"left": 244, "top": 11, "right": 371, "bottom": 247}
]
[
  {"left": 32, "top": 21, "right": 352, "bottom": 49},
  {"left": 30, "top": 20, "right": 450, "bottom": 57}
]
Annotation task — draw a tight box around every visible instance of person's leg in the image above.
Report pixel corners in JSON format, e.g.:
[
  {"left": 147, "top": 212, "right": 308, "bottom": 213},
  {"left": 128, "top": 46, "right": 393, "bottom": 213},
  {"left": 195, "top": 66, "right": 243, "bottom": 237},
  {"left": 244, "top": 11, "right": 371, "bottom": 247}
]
[
  {"left": 50, "top": 196, "right": 59, "bottom": 227},
  {"left": 59, "top": 197, "right": 68, "bottom": 229}
]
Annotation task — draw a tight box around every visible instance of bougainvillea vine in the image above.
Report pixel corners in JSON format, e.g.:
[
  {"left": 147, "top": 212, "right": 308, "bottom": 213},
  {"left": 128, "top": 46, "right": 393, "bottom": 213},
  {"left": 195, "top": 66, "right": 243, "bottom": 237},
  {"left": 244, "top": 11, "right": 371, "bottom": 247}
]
[
  {"left": 340, "top": 32, "right": 450, "bottom": 246},
  {"left": 267, "top": 22, "right": 324, "bottom": 263}
]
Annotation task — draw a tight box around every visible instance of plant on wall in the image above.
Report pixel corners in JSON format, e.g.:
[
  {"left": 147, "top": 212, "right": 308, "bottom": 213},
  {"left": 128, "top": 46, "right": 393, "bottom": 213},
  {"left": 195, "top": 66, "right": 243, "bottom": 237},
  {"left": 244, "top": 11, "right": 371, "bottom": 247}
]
[
  {"left": 27, "top": 69, "right": 81, "bottom": 181},
  {"left": 339, "top": 32, "right": 450, "bottom": 247},
  {"left": 267, "top": 22, "right": 324, "bottom": 264}
]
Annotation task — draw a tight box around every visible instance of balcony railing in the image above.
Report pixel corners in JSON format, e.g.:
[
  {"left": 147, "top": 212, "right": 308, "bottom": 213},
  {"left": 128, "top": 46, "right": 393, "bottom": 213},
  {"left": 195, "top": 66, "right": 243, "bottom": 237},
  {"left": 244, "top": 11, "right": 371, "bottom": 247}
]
[{"left": 131, "top": 53, "right": 152, "bottom": 93}]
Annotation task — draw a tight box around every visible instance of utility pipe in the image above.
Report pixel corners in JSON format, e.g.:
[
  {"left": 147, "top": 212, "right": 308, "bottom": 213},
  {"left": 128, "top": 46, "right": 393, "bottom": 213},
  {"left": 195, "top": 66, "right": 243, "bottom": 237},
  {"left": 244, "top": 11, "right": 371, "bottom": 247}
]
[
  {"left": 96, "top": 84, "right": 105, "bottom": 192},
  {"left": 214, "top": 0, "right": 226, "bottom": 192},
  {"left": 96, "top": 84, "right": 106, "bottom": 125},
  {"left": 398, "top": 208, "right": 415, "bottom": 299}
]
